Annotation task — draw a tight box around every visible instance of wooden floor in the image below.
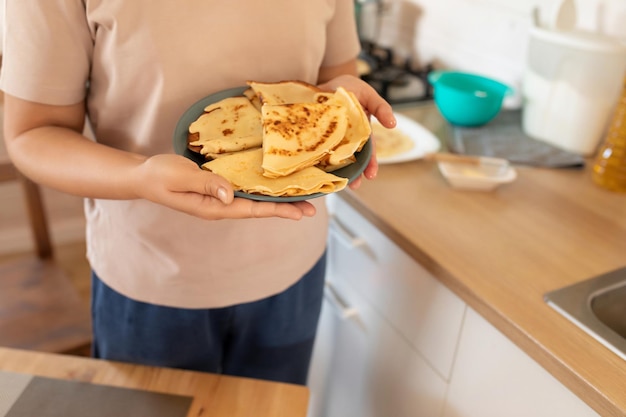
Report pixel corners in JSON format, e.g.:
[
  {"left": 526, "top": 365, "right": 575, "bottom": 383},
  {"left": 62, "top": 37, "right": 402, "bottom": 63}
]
[{"left": 0, "top": 240, "right": 91, "bottom": 304}]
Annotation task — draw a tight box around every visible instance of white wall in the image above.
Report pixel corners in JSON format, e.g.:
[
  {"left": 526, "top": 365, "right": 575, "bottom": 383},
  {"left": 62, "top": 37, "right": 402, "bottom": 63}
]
[{"left": 371, "top": 0, "right": 626, "bottom": 106}]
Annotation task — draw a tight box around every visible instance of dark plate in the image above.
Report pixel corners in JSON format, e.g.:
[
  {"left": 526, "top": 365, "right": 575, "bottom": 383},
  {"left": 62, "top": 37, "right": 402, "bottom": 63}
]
[{"left": 173, "top": 86, "right": 372, "bottom": 202}]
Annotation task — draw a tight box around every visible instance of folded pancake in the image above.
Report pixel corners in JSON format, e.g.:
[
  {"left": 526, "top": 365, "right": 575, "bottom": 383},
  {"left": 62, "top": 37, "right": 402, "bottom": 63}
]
[
  {"left": 203, "top": 151, "right": 239, "bottom": 159},
  {"left": 243, "top": 88, "right": 263, "bottom": 112},
  {"left": 261, "top": 102, "right": 348, "bottom": 178},
  {"left": 192, "top": 136, "right": 262, "bottom": 156},
  {"left": 247, "top": 80, "right": 321, "bottom": 105},
  {"left": 372, "top": 121, "right": 414, "bottom": 158},
  {"left": 188, "top": 96, "right": 262, "bottom": 156},
  {"left": 316, "top": 154, "right": 356, "bottom": 172},
  {"left": 318, "top": 87, "right": 371, "bottom": 167},
  {"left": 203, "top": 149, "right": 348, "bottom": 197}
]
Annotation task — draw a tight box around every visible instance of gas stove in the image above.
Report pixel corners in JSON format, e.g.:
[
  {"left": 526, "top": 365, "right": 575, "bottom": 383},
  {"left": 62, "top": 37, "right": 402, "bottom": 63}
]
[{"left": 358, "top": 41, "right": 434, "bottom": 105}]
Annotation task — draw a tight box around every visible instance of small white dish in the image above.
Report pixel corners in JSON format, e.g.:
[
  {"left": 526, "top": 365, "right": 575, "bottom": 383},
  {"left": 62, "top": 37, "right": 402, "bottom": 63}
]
[{"left": 437, "top": 157, "right": 517, "bottom": 191}]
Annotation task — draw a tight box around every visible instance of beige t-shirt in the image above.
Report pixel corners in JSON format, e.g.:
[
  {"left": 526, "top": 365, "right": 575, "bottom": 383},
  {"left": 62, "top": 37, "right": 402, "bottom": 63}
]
[{"left": 0, "top": 0, "right": 361, "bottom": 308}]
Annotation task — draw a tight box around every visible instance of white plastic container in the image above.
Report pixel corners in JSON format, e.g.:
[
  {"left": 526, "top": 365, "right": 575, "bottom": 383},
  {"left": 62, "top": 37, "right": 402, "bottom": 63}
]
[{"left": 522, "top": 27, "right": 626, "bottom": 156}]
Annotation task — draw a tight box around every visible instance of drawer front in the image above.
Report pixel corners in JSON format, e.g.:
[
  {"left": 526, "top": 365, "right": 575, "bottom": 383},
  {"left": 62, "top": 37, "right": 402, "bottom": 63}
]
[{"left": 327, "top": 194, "right": 466, "bottom": 379}]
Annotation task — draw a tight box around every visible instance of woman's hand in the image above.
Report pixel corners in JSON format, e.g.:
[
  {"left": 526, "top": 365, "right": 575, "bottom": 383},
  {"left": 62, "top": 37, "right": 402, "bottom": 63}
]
[
  {"left": 132, "top": 154, "right": 316, "bottom": 221},
  {"left": 3, "top": 94, "right": 314, "bottom": 221},
  {"left": 318, "top": 73, "right": 396, "bottom": 189}
]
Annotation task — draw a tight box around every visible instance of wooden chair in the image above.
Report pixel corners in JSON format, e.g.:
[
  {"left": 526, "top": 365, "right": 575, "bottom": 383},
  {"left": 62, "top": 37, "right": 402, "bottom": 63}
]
[{"left": 0, "top": 136, "right": 92, "bottom": 356}]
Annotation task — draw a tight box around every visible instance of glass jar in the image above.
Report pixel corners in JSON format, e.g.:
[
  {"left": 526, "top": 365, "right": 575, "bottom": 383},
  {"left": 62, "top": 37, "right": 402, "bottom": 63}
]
[{"left": 591, "top": 76, "right": 626, "bottom": 193}]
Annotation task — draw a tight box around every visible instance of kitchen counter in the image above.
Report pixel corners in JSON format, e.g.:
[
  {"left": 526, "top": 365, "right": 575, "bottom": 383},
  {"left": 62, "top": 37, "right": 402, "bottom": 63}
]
[
  {"left": 340, "top": 102, "right": 626, "bottom": 416},
  {"left": 0, "top": 347, "right": 309, "bottom": 417}
]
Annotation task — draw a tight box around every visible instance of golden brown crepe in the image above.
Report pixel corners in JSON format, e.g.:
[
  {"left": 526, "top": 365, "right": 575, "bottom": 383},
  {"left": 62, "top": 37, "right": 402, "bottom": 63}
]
[
  {"left": 202, "top": 149, "right": 348, "bottom": 197},
  {"left": 203, "top": 151, "right": 239, "bottom": 159},
  {"left": 372, "top": 121, "right": 414, "bottom": 158},
  {"left": 246, "top": 80, "right": 321, "bottom": 105},
  {"left": 316, "top": 154, "right": 356, "bottom": 172},
  {"left": 192, "top": 136, "right": 262, "bottom": 156},
  {"left": 318, "top": 87, "right": 371, "bottom": 167},
  {"left": 188, "top": 96, "right": 263, "bottom": 156},
  {"left": 243, "top": 87, "right": 263, "bottom": 112},
  {"left": 186, "top": 80, "right": 372, "bottom": 198},
  {"left": 261, "top": 102, "right": 348, "bottom": 178}
]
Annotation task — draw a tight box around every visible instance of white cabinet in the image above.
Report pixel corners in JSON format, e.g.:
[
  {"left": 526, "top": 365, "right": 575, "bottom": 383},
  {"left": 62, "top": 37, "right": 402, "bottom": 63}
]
[
  {"left": 307, "top": 292, "right": 370, "bottom": 417},
  {"left": 309, "top": 195, "right": 600, "bottom": 417},
  {"left": 324, "top": 195, "right": 466, "bottom": 380},
  {"left": 308, "top": 195, "right": 465, "bottom": 417},
  {"left": 443, "top": 308, "right": 600, "bottom": 417},
  {"left": 308, "top": 272, "right": 450, "bottom": 417}
]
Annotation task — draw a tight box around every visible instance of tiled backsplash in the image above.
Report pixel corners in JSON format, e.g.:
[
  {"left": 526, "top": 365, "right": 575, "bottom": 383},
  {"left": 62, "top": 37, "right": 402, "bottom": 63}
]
[{"left": 368, "top": 0, "right": 626, "bottom": 107}]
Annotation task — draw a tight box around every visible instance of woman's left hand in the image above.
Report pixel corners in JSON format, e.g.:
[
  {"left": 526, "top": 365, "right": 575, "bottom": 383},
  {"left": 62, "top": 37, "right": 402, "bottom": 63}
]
[{"left": 318, "top": 74, "right": 396, "bottom": 188}]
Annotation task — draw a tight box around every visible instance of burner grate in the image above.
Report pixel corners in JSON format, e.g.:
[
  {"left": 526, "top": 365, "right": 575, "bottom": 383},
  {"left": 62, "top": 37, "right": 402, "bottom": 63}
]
[{"left": 359, "top": 41, "right": 434, "bottom": 105}]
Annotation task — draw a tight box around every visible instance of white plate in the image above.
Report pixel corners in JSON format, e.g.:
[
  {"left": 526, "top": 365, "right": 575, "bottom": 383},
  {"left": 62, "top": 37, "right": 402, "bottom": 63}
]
[{"left": 374, "top": 113, "right": 441, "bottom": 165}]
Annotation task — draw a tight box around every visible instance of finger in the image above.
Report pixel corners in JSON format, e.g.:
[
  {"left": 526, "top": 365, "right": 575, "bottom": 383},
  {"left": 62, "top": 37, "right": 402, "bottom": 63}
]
[
  {"left": 349, "top": 176, "right": 362, "bottom": 190},
  {"left": 363, "top": 155, "right": 378, "bottom": 180},
  {"left": 367, "top": 98, "right": 396, "bottom": 129},
  {"left": 364, "top": 134, "right": 378, "bottom": 180},
  {"left": 187, "top": 170, "right": 234, "bottom": 204},
  {"left": 242, "top": 199, "right": 316, "bottom": 220},
  {"left": 341, "top": 80, "right": 393, "bottom": 126},
  {"left": 291, "top": 200, "right": 317, "bottom": 217}
]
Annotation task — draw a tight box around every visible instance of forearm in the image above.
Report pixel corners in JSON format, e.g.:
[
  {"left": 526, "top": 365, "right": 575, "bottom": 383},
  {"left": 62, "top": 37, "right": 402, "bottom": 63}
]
[
  {"left": 317, "top": 59, "right": 358, "bottom": 84},
  {"left": 7, "top": 125, "right": 147, "bottom": 200},
  {"left": 3, "top": 94, "right": 149, "bottom": 200}
]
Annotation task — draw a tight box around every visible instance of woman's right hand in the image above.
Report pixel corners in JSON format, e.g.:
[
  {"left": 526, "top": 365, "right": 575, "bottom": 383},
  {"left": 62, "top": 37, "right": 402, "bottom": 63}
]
[{"left": 132, "top": 154, "right": 316, "bottom": 221}]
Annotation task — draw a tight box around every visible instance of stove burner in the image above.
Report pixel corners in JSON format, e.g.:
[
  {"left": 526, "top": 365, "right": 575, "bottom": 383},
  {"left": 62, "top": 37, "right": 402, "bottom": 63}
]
[{"left": 359, "top": 41, "right": 433, "bottom": 105}]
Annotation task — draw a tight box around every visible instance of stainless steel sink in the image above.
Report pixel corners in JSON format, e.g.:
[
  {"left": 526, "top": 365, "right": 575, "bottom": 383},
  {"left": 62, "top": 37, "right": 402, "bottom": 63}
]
[{"left": 544, "top": 266, "right": 626, "bottom": 361}]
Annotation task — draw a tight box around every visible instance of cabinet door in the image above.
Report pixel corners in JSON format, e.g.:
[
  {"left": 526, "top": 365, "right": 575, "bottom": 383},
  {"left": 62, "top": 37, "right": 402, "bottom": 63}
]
[
  {"left": 362, "top": 295, "right": 450, "bottom": 417},
  {"left": 327, "top": 195, "right": 466, "bottom": 380},
  {"left": 308, "top": 282, "right": 374, "bottom": 417},
  {"left": 309, "top": 275, "right": 449, "bottom": 417},
  {"left": 443, "top": 308, "right": 600, "bottom": 417},
  {"left": 307, "top": 296, "right": 333, "bottom": 417}
]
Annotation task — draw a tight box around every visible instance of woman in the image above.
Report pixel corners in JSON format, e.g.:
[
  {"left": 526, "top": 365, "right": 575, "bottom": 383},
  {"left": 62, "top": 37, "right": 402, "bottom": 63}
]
[{"left": 1, "top": 0, "right": 395, "bottom": 384}]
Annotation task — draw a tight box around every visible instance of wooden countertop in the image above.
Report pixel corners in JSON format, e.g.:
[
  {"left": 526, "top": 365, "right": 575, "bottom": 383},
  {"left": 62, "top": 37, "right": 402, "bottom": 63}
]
[
  {"left": 341, "top": 103, "right": 626, "bottom": 417},
  {"left": 0, "top": 347, "right": 309, "bottom": 417}
]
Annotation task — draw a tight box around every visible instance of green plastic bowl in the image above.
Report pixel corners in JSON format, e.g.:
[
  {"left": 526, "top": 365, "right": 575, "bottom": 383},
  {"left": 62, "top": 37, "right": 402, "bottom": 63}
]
[{"left": 428, "top": 71, "right": 513, "bottom": 127}]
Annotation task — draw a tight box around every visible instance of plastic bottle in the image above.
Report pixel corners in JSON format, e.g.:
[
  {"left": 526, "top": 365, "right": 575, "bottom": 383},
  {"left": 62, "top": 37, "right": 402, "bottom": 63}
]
[{"left": 591, "top": 76, "right": 626, "bottom": 193}]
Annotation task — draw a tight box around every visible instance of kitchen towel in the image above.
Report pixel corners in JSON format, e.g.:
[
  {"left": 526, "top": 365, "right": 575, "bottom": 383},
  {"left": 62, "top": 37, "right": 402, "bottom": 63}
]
[
  {"left": 448, "top": 110, "right": 586, "bottom": 168},
  {"left": 0, "top": 371, "right": 192, "bottom": 417}
]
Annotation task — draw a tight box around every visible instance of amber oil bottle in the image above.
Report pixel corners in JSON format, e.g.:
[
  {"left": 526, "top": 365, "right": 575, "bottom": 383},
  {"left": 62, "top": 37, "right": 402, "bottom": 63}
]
[{"left": 592, "top": 76, "right": 626, "bottom": 193}]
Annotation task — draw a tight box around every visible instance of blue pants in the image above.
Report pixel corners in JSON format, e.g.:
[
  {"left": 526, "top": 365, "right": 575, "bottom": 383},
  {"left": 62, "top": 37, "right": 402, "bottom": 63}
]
[{"left": 91, "top": 253, "right": 326, "bottom": 385}]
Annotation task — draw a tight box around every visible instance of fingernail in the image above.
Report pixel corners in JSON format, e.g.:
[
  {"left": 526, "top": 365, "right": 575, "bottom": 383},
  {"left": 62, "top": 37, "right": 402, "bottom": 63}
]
[{"left": 217, "top": 187, "right": 228, "bottom": 203}]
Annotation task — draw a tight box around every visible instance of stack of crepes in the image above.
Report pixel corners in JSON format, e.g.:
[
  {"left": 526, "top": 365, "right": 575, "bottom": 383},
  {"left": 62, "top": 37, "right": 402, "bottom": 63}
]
[{"left": 187, "top": 80, "right": 371, "bottom": 198}]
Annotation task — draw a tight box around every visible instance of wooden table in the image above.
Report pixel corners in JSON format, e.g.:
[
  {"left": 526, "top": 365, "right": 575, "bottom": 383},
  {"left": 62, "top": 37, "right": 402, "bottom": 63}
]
[{"left": 0, "top": 347, "right": 309, "bottom": 417}]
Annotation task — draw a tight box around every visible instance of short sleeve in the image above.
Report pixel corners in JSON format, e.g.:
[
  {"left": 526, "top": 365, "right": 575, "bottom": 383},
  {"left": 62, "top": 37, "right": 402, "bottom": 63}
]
[
  {"left": 0, "top": 0, "right": 93, "bottom": 105},
  {"left": 322, "top": 0, "right": 361, "bottom": 68}
]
